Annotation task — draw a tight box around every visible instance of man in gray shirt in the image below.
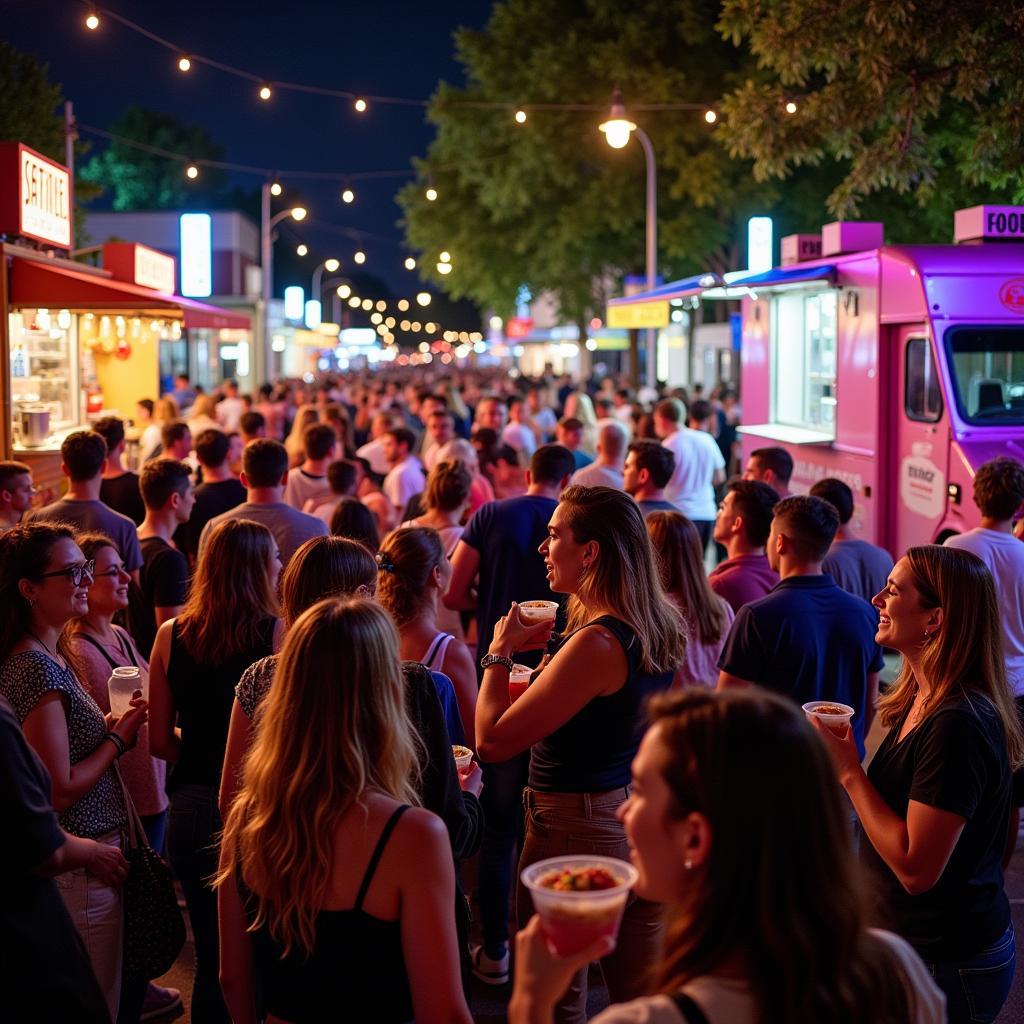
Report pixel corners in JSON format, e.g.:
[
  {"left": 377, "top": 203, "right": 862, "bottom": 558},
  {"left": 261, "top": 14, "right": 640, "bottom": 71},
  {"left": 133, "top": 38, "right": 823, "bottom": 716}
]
[
  {"left": 811, "top": 478, "right": 893, "bottom": 603},
  {"left": 30, "top": 430, "right": 143, "bottom": 578},
  {"left": 198, "top": 438, "right": 326, "bottom": 567}
]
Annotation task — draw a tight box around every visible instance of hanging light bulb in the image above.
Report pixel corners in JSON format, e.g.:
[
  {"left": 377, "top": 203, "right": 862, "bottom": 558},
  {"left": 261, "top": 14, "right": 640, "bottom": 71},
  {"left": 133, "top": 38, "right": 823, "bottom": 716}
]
[
  {"left": 324, "top": 258, "right": 340, "bottom": 273},
  {"left": 514, "top": 108, "right": 527, "bottom": 124},
  {"left": 425, "top": 186, "right": 438, "bottom": 202},
  {"left": 704, "top": 109, "right": 717, "bottom": 124},
  {"left": 785, "top": 101, "right": 798, "bottom": 114},
  {"left": 270, "top": 181, "right": 283, "bottom": 197},
  {"left": 437, "top": 262, "right": 452, "bottom": 275},
  {"left": 337, "top": 284, "right": 352, "bottom": 299},
  {"left": 353, "top": 250, "right": 366, "bottom": 264},
  {"left": 354, "top": 97, "right": 367, "bottom": 113},
  {"left": 296, "top": 244, "right": 308, "bottom": 256},
  {"left": 599, "top": 89, "right": 637, "bottom": 149},
  {"left": 178, "top": 55, "right": 192, "bottom": 72},
  {"left": 404, "top": 257, "right": 416, "bottom": 270},
  {"left": 85, "top": 9, "right": 100, "bottom": 30},
  {"left": 397, "top": 299, "right": 410, "bottom": 312},
  {"left": 185, "top": 164, "right": 199, "bottom": 180},
  {"left": 259, "top": 83, "right": 273, "bottom": 101},
  {"left": 341, "top": 187, "right": 355, "bottom": 204},
  {"left": 439, "top": 251, "right": 451, "bottom": 263},
  {"left": 416, "top": 292, "right": 432, "bottom": 307}
]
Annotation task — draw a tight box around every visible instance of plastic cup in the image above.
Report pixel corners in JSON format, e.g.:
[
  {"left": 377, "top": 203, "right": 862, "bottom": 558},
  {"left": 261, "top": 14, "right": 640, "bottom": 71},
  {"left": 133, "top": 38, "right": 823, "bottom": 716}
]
[
  {"left": 803, "top": 700, "right": 855, "bottom": 735},
  {"left": 508, "top": 663, "right": 533, "bottom": 702},
  {"left": 107, "top": 666, "right": 142, "bottom": 718},
  {"left": 452, "top": 745, "right": 473, "bottom": 771},
  {"left": 518, "top": 600, "right": 558, "bottom": 625},
  {"left": 521, "top": 855, "right": 638, "bottom": 957}
]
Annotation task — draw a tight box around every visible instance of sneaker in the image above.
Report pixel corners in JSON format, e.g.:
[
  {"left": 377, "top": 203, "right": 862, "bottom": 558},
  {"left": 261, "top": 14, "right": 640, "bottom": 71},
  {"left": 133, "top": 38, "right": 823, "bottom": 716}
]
[
  {"left": 139, "top": 983, "right": 182, "bottom": 1021},
  {"left": 471, "top": 943, "right": 510, "bottom": 986}
]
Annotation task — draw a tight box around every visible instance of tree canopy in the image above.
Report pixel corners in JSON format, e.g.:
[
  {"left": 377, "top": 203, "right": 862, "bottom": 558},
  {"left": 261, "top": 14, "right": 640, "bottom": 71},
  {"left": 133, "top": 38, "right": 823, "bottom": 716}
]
[{"left": 716, "top": 0, "right": 1024, "bottom": 217}]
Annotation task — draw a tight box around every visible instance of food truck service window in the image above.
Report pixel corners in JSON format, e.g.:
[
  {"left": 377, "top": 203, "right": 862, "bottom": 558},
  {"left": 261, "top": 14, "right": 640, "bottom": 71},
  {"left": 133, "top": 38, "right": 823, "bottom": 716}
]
[
  {"left": 944, "top": 326, "right": 1024, "bottom": 426},
  {"left": 771, "top": 290, "right": 837, "bottom": 437},
  {"left": 9, "top": 308, "right": 80, "bottom": 437},
  {"left": 905, "top": 337, "right": 943, "bottom": 423}
]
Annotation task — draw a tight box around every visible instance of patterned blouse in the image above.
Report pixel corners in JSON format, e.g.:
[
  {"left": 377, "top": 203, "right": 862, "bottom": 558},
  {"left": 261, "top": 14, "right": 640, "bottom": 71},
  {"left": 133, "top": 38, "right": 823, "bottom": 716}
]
[
  {"left": 235, "top": 655, "right": 278, "bottom": 721},
  {"left": 0, "top": 650, "right": 127, "bottom": 838}
]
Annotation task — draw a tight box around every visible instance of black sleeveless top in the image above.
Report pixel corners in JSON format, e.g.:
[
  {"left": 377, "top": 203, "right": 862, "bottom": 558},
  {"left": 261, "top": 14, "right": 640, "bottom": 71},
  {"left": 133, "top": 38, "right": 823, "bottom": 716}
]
[
  {"left": 529, "top": 615, "right": 674, "bottom": 792},
  {"left": 250, "top": 805, "right": 414, "bottom": 1023}
]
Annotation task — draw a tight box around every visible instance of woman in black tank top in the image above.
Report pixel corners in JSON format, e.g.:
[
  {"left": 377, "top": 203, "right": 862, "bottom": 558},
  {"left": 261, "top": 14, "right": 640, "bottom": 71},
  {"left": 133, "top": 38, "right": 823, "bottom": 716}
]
[
  {"left": 476, "top": 486, "right": 686, "bottom": 1022},
  {"left": 217, "top": 599, "right": 471, "bottom": 1024}
]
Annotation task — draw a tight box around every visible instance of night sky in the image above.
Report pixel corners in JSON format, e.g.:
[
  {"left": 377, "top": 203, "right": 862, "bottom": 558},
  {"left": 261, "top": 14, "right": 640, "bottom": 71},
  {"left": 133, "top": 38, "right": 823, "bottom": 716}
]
[{"left": 3, "top": 0, "right": 493, "bottom": 296}]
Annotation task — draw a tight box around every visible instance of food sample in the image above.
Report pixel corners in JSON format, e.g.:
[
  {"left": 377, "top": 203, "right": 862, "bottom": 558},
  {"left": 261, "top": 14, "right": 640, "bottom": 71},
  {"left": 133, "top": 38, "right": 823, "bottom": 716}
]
[
  {"left": 451, "top": 745, "right": 473, "bottom": 769},
  {"left": 537, "top": 865, "right": 621, "bottom": 892},
  {"left": 813, "top": 704, "right": 850, "bottom": 715}
]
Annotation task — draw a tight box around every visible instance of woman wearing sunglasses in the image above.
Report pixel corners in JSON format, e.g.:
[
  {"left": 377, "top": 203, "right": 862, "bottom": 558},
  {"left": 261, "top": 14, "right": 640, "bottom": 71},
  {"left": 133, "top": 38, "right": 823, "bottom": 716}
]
[{"left": 0, "top": 522, "right": 148, "bottom": 1021}]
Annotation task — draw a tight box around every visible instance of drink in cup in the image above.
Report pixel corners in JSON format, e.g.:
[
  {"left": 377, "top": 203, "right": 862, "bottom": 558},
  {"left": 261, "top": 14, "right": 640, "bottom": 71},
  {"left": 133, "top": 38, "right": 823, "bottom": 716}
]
[
  {"left": 107, "top": 666, "right": 142, "bottom": 718},
  {"left": 518, "top": 600, "right": 558, "bottom": 625},
  {"left": 521, "top": 855, "right": 638, "bottom": 956},
  {"left": 452, "top": 745, "right": 473, "bottom": 771},
  {"left": 802, "top": 700, "right": 855, "bottom": 735},
  {"left": 508, "top": 663, "right": 533, "bottom": 702}
]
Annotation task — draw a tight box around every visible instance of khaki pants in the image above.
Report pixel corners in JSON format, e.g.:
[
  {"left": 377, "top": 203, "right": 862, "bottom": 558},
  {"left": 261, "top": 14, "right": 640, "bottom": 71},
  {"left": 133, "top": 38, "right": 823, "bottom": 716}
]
[
  {"left": 517, "top": 787, "right": 663, "bottom": 1024},
  {"left": 56, "top": 829, "right": 123, "bottom": 1021}
]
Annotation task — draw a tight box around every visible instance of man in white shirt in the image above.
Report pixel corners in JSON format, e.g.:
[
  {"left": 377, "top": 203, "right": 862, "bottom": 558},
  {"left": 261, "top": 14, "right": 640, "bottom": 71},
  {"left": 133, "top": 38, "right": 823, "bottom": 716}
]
[
  {"left": 215, "top": 380, "right": 246, "bottom": 434},
  {"left": 654, "top": 397, "right": 725, "bottom": 548},
  {"left": 283, "top": 423, "right": 337, "bottom": 511},
  {"left": 382, "top": 427, "right": 425, "bottom": 514},
  {"left": 571, "top": 421, "right": 628, "bottom": 490},
  {"left": 501, "top": 396, "right": 538, "bottom": 459},
  {"left": 356, "top": 411, "right": 399, "bottom": 477}
]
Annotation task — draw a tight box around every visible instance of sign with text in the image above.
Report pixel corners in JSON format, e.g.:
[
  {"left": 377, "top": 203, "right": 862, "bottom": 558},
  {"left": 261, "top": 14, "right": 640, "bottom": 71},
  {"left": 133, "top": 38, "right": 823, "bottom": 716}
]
[
  {"left": 0, "top": 143, "right": 72, "bottom": 248},
  {"left": 505, "top": 316, "right": 534, "bottom": 339},
  {"left": 607, "top": 300, "right": 670, "bottom": 330},
  {"left": 780, "top": 234, "right": 822, "bottom": 266},
  {"left": 954, "top": 206, "right": 1024, "bottom": 243},
  {"left": 103, "top": 242, "right": 176, "bottom": 294},
  {"left": 179, "top": 213, "right": 212, "bottom": 297}
]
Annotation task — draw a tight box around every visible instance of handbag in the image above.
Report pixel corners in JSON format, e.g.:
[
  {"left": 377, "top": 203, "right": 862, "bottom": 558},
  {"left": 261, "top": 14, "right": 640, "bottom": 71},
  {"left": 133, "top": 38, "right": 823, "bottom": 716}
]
[{"left": 115, "top": 766, "right": 186, "bottom": 981}]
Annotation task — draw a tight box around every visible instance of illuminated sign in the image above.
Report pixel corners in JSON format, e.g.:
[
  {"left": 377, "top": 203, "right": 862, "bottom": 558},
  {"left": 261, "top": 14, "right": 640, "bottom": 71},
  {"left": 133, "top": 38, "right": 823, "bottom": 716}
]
[
  {"left": 747, "top": 216, "right": 773, "bottom": 273},
  {"left": 304, "top": 299, "right": 322, "bottom": 329},
  {"left": 606, "top": 301, "right": 670, "bottom": 329},
  {"left": 284, "top": 286, "right": 305, "bottom": 322},
  {"left": 103, "top": 242, "right": 176, "bottom": 294},
  {"left": 955, "top": 205, "right": 1024, "bottom": 243},
  {"left": 179, "top": 213, "right": 212, "bottom": 297},
  {"left": 0, "top": 143, "right": 72, "bottom": 248},
  {"left": 339, "top": 327, "right": 377, "bottom": 346}
]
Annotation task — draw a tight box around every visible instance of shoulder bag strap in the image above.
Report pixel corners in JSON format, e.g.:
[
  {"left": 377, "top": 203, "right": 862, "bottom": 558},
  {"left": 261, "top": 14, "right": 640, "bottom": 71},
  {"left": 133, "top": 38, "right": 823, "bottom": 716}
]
[
  {"left": 670, "top": 992, "right": 712, "bottom": 1024},
  {"left": 113, "top": 762, "right": 148, "bottom": 851},
  {"left": 77, "top": 632, "right": 121, "bottom": 672},
  {"left": 113, "top": 627, "right": 139, "bottom": 667}
]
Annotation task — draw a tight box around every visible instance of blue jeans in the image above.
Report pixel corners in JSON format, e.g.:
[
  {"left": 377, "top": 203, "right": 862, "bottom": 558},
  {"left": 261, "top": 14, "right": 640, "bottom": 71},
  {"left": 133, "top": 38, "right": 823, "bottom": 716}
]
[
  {"left": 926, "top": 924, "right": 1016, "bottom": 1023},
  {"left": 478, "top": 752, "right": 530, "bottom": 952},
  {"left": 140, "top": 809, "right": 168, "bottom": 857},
  {"left": 167, "top": 785, "right": 229, "bottom": 1024}
]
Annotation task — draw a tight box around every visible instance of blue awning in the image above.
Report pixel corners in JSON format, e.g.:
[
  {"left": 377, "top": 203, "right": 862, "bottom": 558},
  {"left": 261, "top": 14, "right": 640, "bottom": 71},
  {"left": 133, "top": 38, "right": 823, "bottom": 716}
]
[
  {"left": 607, "top": 272, "right": 724, "bottom": 306},
  {"left": 726, "top": 264, "right": 836, "bottom": 288}
]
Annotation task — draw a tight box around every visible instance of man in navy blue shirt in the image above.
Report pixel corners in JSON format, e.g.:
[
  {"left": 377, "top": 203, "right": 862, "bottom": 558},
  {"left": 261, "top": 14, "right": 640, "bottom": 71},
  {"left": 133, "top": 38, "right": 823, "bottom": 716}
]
[
  {"left": 718, "top": 494, "right": 884, "bottom": 757},
  {"left": 445, "top": 442, "right": 575, "bottom": 986}
]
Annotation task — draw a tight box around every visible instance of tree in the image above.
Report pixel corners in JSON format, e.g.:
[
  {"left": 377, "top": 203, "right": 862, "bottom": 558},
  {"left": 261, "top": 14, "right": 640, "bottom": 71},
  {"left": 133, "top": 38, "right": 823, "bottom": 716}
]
[
  {"left": 399, "top": 0, "right": 775, "bottom": 329},
  {"left": 80, "top": 107, "right": 228, "bottom": 211},
  {"left": 715, "top": 0, "right": 1024, "bottom": 218},
  {"left": 0, "top": 42, "right": 100, "bottom": 240}
]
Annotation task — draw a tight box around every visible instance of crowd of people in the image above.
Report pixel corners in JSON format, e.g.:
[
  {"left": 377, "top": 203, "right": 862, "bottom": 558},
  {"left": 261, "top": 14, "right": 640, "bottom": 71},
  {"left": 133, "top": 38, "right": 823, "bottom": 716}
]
[{"left": 1, "top": 366, "right": 1023, "bottom": 1024}]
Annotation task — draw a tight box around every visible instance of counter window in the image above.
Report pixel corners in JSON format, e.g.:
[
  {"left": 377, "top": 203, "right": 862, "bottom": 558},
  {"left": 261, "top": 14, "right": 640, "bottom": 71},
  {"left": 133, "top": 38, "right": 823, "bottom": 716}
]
[
  {"left": 944, "top": 326, "right": 1024, "bottom": 426},
  {"left": 9, "top": 308, "right": 80, "bottom": 440},
  {"left": 905, "top": 337, "right": 943, "bottom": 423},
  {"left": 771, "top": 290, "right": 837, "bottom": 437}
]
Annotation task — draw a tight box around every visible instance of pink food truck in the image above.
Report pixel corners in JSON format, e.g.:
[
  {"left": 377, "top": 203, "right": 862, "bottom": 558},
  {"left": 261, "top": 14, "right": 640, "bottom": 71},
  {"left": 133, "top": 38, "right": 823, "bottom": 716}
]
[{"left": 712, "top": 207, "right": 1024, "bottom": 556}]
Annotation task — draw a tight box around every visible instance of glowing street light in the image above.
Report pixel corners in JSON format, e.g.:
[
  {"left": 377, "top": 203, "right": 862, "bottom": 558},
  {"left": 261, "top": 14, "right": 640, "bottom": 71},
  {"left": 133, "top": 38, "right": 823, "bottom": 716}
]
[
  {"left": 437, "top": 262, "right": 452, "bottom": 275},
  {"left": 598, "top": 89, "right": 637, "bottom": 150},
  {"left": 324, "top": 258, "right": 340, "bottom": 273},
  {"left": 270, "top": 181, "right": 283, "bottom": 197},
  {"left": 289, "top": 206, "right": 307, "bottom": 222}
]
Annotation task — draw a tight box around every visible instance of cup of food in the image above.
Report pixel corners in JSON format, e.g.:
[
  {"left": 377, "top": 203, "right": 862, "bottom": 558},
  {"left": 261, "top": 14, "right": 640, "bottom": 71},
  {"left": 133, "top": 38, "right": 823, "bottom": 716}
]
[
  {"left": 521, "top": 855, "right": 638, "bottom": 956},
  {"left": 518, "top": 600, "right": 559, "bottom": 625},
  {"left": 802, "top": 700, "right": 855, "bottom": 736},
  {"left": 451, "top": 744, "right": 474, "bottom": 771},
  {"left": 508, "top": 663, "right": 533, "bottom": 702}
]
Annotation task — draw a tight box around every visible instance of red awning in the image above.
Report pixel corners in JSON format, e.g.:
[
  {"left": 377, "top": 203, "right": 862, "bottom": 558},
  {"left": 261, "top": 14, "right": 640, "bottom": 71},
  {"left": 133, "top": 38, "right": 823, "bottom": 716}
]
[{"left": 10, "top": 256, "right": 251, "bottom": 330}]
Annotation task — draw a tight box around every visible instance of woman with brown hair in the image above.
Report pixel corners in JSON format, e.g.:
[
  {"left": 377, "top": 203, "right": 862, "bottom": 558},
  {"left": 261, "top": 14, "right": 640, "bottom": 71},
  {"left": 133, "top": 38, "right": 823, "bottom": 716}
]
[
  {"left": 816, "top": 545, "right": 1023, "bottom": 1023},
  {"left": 511, "top": 689, "right": 946, "bottom": 1024},
  {"left": 284, "top": 404, "right": 319, "bottom": 468},
  {"left": 475, "top": 485, "right": 686, "bottom": 1020},
  {"left": 217, "top": 599, "right": 472, "bottom": 1024},
  {"left": 646, "top": 511, "right": 734, "bottom": 688},
  {"left": 149, "top": 518, "right": 280, "bottom": 1024},
  {"left": 377, "top": 526, "right": 478, "bottom": 748}
]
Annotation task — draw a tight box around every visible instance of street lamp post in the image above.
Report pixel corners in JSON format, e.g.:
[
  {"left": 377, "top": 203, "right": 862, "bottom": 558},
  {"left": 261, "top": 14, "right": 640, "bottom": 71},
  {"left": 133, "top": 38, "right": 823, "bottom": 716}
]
[
  {"left": 600, "top": 90, "right": 658, "bottom": 389},
  {"left": 311, "top": 258, "right": 341, "bottom": 312},
  {"left": 259, "top": 181, "right": 307, "bottom": 380}
]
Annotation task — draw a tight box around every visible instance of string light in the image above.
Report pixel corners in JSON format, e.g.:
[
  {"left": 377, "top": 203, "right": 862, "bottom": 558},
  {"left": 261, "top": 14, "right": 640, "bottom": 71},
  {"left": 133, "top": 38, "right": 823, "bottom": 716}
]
[
  {"left": 354, "top": 98, "right": 367, "bottom": 113},
  {"left": 397, "top": 299, "right": 410, "bottom": 312},
  {"left": 337, "top": 284, "right": 352, "bottom": 298},
  {"left": 416, "top": 292, "right": 431, "bottom": 307},
  {"left": 704, "top": 110, "right": 717, "bottom": 124},
  {"left": 354, "top": 250, "right": 366, "bottom": 264},
  {"left": 404, "top": 257, "right": 416, "bottom": 270},
  {"left": 290, "top": 206, "right": 307, "bottom": 221},
  {"left": 259, "top": 83, "right": 273, "bottom": 101},
  {"left": 270, "top": 181, "right": 283, "bottom": 196},
  {"left": 185, "top": 164, "right": 199, "bottom": 179},
  {"left": 296, "top": 244, "right": 308, "bottom": 256},
  {"left": 514, "top": 109, "right": 527, "bottom": 124},
  {"left": 425, "top": 186, "right": 438, "bottom": 202},
  {"left": 341, "top": 187, "right": 355, "bottom": 204},
  {"left": 85, "top": 9, "right": 100, "bottom": 30},
  {"left": 375, "top": 300, "right": 387, "bottom": 311},
  {"left": 324, "top": 258, "right": 340, "bottom": 273},
  {"left": 361, "top": 298, "right": 373, "bottom": 311},
  {"left": 348, "top": 296, "right": 361, "bottom": 308},
  {"left": 437, "top": 262, "right": 452, "bottom": 275},
  {"left": 177, "top": 55, "right": 191, "bottom": 72},
  {"left": 439, "top": 251, "right": 451, "bottom": 263},
  {"left": 785, "top": 101, "right": 798, "bottom": 114}
]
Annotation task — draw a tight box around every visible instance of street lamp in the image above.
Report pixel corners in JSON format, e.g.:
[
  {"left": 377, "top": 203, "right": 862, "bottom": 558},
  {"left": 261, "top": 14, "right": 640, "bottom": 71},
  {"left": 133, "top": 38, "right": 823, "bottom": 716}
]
[
  {"left": 260, "top": 182, "right": 308, "bottom": 379},
  {"left": 311, "top": 258, "right": 341, "bottom": 311},
  {"left": 600, "top": 88, "right": 657, "bottom": 388}
]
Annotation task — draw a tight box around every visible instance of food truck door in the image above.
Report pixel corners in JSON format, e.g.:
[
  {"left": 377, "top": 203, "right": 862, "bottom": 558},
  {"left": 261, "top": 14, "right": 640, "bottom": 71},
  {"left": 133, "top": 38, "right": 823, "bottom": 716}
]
[{"left": 888, "top": 325, "right": 950, "bottom": 555}]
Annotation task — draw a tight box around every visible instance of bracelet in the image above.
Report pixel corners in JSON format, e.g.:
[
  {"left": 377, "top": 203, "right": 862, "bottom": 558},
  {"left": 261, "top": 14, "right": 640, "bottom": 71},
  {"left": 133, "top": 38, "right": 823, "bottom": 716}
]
[
  {"left": 480, "top": 652, "right": 515, "bottom": 672},
  {"left": 104, "top": 732, "right": 127, "bottom": 758}
]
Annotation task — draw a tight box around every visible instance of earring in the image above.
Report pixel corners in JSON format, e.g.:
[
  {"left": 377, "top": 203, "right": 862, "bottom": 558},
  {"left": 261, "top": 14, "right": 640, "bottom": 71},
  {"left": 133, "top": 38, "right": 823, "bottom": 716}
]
[{"left": 684, "top": 858, "right": 693, "bottom": 870}]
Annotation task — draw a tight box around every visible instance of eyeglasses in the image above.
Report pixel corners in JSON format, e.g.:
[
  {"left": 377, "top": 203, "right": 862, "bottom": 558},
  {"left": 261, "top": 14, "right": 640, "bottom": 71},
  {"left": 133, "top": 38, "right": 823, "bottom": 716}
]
[{"left": 37, "top": 560, "right": 95, "bottom": 586}]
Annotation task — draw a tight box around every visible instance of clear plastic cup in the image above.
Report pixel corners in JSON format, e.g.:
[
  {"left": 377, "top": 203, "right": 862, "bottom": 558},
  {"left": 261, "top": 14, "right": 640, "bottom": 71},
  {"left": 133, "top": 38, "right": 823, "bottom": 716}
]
[
  {"left": 518, "top": 600, "right": 558, "bottom": 625},
  {"left": 803, "top": 700, "right": 855, "bottom": 735},
  {"left": 508, "top": 663, "right": 533, "bottom": 702},
  {"left": 107, "top": 666, "right": 142, "bottom": 718},
  {"left": 452, "top": 745, "right": 473, "bottom": 771},
  {"left": 521, "top": 855, "right": 638, "bottom": 956}
]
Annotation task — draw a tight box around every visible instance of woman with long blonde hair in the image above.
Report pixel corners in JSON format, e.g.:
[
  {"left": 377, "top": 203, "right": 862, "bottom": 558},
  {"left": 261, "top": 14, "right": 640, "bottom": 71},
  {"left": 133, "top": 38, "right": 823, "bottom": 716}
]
[
  {"left": 475, "top": 485, "right": 686, "bottom": 1019},
  {"left": 149, "top": 518, "right": 280, "bottom": 1024},
  {"left": 284, "top": 403, "right": 319, "bottom": 468},
  {"left": 816, "top": 545, "right": 1023, "bottom": 1023},
  {"left": 217, "top": 598, "right": 472, "bottom": 1024},
  {"left": 562, "top": 391, "right": 597, "bottom": 454}
]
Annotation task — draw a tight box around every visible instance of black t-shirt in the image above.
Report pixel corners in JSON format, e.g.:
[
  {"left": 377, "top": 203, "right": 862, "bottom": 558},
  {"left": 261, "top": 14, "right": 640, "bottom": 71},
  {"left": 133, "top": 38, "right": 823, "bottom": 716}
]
[
  {"left": 863, "top": 694, "right": 1011, "bottom": 961},
  {"left": 100, "top": 471, "right": 145, "bottom": 525},
  {"left": 0, "top": 697, "right": 111, "bottom": 1022},
  {"left": 130, "top": 536, "right": 189, "bottom": 660},
  {"left": 179, "top": 477, "right": 247, "bottom": 561}
]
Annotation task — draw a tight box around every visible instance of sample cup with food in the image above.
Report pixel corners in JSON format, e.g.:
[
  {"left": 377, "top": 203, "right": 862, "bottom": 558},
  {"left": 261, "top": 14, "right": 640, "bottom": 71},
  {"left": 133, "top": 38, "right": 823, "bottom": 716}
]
[
  {"left": 508, "top": 663, "right": 533, "bottom": 703},
  {"left": 107, "top": 666, "right": 143, "bottom": 718},
  {"left": 802, "top": 700, "right": 855, "bottom": 735},
  {"left": 518, "top": 600, "right": 558, "bottom": 625},
  {"left": 451, "top": 744, "right": 474, "bottom": 771},
  {"left": 521, "top": 855, "right": 638, "bottom": 957}
]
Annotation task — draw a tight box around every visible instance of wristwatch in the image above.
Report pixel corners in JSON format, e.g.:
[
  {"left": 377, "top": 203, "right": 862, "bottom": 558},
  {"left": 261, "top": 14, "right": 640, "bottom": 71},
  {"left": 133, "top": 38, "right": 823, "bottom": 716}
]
[{"left": 480, "top": 652, "right": 515, "bottom": 672}]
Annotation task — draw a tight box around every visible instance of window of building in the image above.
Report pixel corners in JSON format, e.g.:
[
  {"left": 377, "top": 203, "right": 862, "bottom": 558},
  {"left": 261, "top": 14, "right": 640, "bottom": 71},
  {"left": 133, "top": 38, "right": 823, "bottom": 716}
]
[
  {"left": 904, "top": 336, "right": 943, "bottom": 423},
  {"left": 771, "top": 290, "right": 837, "bottom": 436}
]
